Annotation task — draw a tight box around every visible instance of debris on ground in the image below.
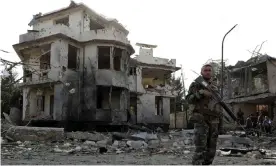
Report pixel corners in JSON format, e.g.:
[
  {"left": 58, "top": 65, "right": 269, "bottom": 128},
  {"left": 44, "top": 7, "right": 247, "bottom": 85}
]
[
  {"left": 1, "top": 123, "right": 276, "bottom": 165},
  {"left": 66, "top": 131, "right": 106, "bottom": 141},
  {"left": 5, "top": 126, "right": 64, "bottom": 142}
]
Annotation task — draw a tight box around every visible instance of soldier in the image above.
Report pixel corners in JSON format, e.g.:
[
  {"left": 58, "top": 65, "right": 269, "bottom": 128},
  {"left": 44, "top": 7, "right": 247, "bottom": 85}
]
[{"left": 186, "top": 64, "right": 223, "bottom": 165}]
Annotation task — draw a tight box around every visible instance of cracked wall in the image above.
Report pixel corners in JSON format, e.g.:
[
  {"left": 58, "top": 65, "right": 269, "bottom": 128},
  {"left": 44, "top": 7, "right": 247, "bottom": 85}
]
[
  {"left": 267, "top": 59, "right": 276, "bottom": 93},
  {"left": 136, "top": 47, "right": 176, "bottom": 67},
  {"left": 21, "top": 10, "right": 129, "bottom": 44},
  {"left": 33, "top": 10, "right": 83, "bottom": 34},
  {"left": 22, "top": 87, "right": 55, "bottom": 121},
  {"left": 137, "top": 94, "right": 170, "bottom": 124}
]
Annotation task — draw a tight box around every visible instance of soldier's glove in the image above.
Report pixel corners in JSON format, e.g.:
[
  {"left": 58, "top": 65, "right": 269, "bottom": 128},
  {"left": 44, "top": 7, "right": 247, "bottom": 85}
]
[{"left": 199, "top": 89, "right": 212, "bottom": 97}]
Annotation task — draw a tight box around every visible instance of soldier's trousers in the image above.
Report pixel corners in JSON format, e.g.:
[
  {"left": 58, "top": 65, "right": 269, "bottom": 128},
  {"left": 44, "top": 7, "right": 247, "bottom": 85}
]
[{"left": 192, "top": 121, "right": 219, "bottom": 165}]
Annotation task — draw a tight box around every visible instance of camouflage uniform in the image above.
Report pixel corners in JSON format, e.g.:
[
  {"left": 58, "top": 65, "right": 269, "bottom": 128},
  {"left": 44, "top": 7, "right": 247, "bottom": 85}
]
[{"left": 186, "top": 79, "right": 223, "bottom": 165}]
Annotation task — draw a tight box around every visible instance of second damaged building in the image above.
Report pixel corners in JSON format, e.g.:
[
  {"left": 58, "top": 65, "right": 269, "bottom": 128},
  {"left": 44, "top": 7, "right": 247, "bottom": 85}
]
[
  {"left": 225, "top": 54, "right": 276, "bottom": 121},
  {"left": 13, "top": 2, "right": 180, "bottom": 128},
  {"left": 128, "top": 43, "right": 180, "bottom": 128}
]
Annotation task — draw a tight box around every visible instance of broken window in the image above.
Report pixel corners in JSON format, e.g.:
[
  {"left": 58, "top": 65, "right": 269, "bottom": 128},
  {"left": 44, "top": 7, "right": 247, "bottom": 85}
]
[
  {"left": 40, "top": 52, "right": 50, "bottom": 70},
  {"left": 96, "top": 86, "right": 122, "bottom": 110},
  {"left": 90, "top": 19, "right": 104, "bottom": 30},
  {"left": 170, "top": 98, "right": 175, "bottom": 113},
  {"left": 96, "top": 86, "right": 110, "bottom": 109},
  {"left": 155, "top": 96, "right": 163, "bottom": 116},
  {"left": 129, "top": 67, "right": 137, "bottom": 76},
  {"left": 68, "top": 45, "right": 78, "bottom": 69},
  {"left": 229, "top": 69, "right": 246, "bottom": 97},
  {"left": 129, "top": 93, "right": 137, "bottom": 123},
  {"left": 50, "top": 95, "right": 54, "bottom": 117},
  {"left": 23, "top": 69, "right": 32, "bottom": 82},
  {"left": 55, "top": 16, "right": 69, "bottom": 26},
  {"left": 37, "top": 96, "right": 45, "bottom": 112},
  {"left": 114, "top": 48, "right": 122, "bottom": 71},
  {"left": 251, "top": 62, "right": 268, "bottom": 94},
  {"left": 98, "top": 46, "right": 110, "bottom": 69}
]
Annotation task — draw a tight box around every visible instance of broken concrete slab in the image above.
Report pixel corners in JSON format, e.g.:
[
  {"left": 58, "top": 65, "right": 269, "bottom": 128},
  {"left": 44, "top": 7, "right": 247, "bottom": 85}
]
[
  {"left": 112, "top": 132, "right": 145, "bottom": 141},
  {"left": 6, "top": 126, "right": 64, "bottom": 142},
  {"left": 9, "top": 107, "right": 21, "bottom": 125},
  {"left": 218, "top": 135, "right": 254, "bottom": 148},
  {"left": 131, "top": 132, "right": 158, "bottom": 141},
  {"left": 66, "top": 132, "right": 105, "bottom": 141},
  {"left": 148, "top": 140, "right": 160, "bottom": 148},
  {"left": 127, "top": 124, "right": 152, "bottom": 132},
  {"left": 96, "top": 140, "right": 108, "bottom": 147},
  {"left": 83, "top": 140, "right": 96, "bottom": 146},
  {"left": 126, "top": 140, "right": 148, "bottom": 149},
  {"left": 3, "top": 112, "right": 14, "bottom": 125},
  {"left": 180, "top": 130, "right": 194, "bottom": 137}
]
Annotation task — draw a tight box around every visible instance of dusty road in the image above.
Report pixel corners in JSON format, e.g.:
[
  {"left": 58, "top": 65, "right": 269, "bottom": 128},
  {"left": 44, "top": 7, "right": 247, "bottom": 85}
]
[
  {"left": 2, "top": 141, "right": 276, "bottom": 165},
  {"left": 2, "top": 150, "right": 275, "bottom": 165},
  {"left": 2, "top": 128, "right": 276, "bottom": 165}
]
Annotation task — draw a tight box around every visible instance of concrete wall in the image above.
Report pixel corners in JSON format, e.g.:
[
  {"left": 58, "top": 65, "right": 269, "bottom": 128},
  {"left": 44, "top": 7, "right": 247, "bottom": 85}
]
[
  {"left": 128, "top": 67, "right": 144, "bottom": 93},
  {"left": 22, "top": 87, "right": 56, "bottom": 121},
  {"left": 169, "top": 112, "right": 188, "bottom": 129},
  {"left": 137, "top": 93, "right": 170, "bottom": 124},
  {"left": 21, "top": 10, "right": 129, "bottom": 45},
  {"left": 136, "top": 47, "right": 176, "bottom": 67},
  {"left": 33, "top": 10, "right": 84, "bottom": 34},
  {"left": 267, "top": 60, "right": 276, "bottom": 94}
]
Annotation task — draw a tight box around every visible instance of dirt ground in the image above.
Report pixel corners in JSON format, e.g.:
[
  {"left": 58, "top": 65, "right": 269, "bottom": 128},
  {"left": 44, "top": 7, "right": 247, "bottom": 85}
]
[
  {"left": 2, "top": 149, "right": 275, "bottom": 165},
  {"left": 2, "top": 141, "right": 276, "bottom": 165},
  {"left": 1, "top": 123, "right": 276, "bottom": 165}
]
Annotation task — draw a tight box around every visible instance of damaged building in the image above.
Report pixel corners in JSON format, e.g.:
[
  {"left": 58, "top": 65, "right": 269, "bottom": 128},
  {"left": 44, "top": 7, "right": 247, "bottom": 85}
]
[
  {"left": 13, "top": 2, "right": 134, "bottom": 125},
  {"left": 128, "top": 43, "right": 180, "bottom": 128},
  {"left": 225, "top": 54, "right": 276, "bottom": 121},
  {"left": 12, "top": 2, "right": 180, "bottom": 129}
]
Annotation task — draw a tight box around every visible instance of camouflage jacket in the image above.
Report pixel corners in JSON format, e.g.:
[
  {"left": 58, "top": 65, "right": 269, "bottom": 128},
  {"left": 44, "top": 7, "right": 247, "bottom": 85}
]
[{"left": 186, "top": 80, "right": 223, "bottom": 124}]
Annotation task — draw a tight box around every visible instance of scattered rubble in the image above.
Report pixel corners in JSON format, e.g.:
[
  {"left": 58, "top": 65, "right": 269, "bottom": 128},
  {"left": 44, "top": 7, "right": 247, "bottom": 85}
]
[
  {"left": 1, "top": 118, "right": 276, "bottom": 165},
  {"left": 5, "top": 126, "right": 64, "bottom": 142},
  {"left": 66, "top": 131, "right": 105, "bottom": 141}
]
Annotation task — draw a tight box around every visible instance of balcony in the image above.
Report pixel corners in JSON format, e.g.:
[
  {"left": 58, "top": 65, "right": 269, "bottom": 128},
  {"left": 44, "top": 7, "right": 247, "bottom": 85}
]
[
  {"left": 95, "top": 70, "right": 128, "bottom": 88},
  {"left": 135, "top": 56, "right": 177, "bottom": 68},
  {"left": 19, "top": 25, "right": 130, "bottom": 45},
  {"left": 228, "top": 62, "right": 269, "bottom": 98},
  {"left": 127, "top": 75, "right": 177, "bottom": 97}
]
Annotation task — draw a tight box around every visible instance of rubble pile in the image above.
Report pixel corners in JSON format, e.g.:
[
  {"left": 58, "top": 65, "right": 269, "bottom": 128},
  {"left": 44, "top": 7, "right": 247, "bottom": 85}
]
[{"left": 1, "top": 116, "right": 276, "bottom": 164}]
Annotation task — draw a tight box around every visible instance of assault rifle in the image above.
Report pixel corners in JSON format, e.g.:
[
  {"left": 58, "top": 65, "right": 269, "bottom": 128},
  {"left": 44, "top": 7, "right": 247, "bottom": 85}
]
[{"left": 192, "top": 71, "right": 237, "bottom": 122}]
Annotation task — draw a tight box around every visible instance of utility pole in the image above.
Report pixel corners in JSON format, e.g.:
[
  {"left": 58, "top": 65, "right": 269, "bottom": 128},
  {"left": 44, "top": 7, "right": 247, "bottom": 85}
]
[
  {"left": 180, "top": 65, "right": 186, "bottom": 98},
  {"left": 180, "top": 64, "right": 188, "bottom": 128},
  {"left": 221, "top": 24, "right": 238, "bottom": 98}
]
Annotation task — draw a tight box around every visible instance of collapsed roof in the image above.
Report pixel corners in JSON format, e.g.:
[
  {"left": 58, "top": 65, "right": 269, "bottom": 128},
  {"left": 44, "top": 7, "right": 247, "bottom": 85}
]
[{"left": 228, "top": 54, "right": 276, "bottom": 69}]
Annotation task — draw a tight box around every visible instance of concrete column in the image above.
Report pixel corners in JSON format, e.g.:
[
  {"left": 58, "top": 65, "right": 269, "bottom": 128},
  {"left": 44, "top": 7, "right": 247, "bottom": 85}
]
[
  {"left": 248, "top": 67, "right": 252, "bottom": 94},
  {"left": 273, "top": 101, "right": 276, "bottom": 120},
  {"left": 163, "top": 97, "right": 170, "bottom": 124},
  {"left": 22, "top": 87, "right": 30, "bottom": 120},
  {"left": 272, "top": 101, "right": 276, "bottom": 128},
  {"left": 37, "top": 96, "right": 43, "bottom": 112},
  {"left": 110, "top": 47, "right": 114, "bottom": 70},
  {"left": 49, "top": 41, "right": 61, "bottom": 81},
  {"left": 54, "top": 84, "right": 64, "bottom": 121}
]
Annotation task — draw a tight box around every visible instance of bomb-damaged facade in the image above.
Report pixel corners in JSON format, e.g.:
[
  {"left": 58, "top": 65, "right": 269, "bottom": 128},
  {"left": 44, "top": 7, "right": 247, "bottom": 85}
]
[
  {"left": 224, "top": 54, "right": 276, "bottom": 121},
  {"left": 13, "top": 1, "right": 180, "bottom": 127}
]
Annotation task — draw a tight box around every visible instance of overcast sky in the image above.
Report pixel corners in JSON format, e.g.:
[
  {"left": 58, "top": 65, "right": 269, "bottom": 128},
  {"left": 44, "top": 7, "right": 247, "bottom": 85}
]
[{"left": 0, "top": 0, "right": 275, "bottom": 88}]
